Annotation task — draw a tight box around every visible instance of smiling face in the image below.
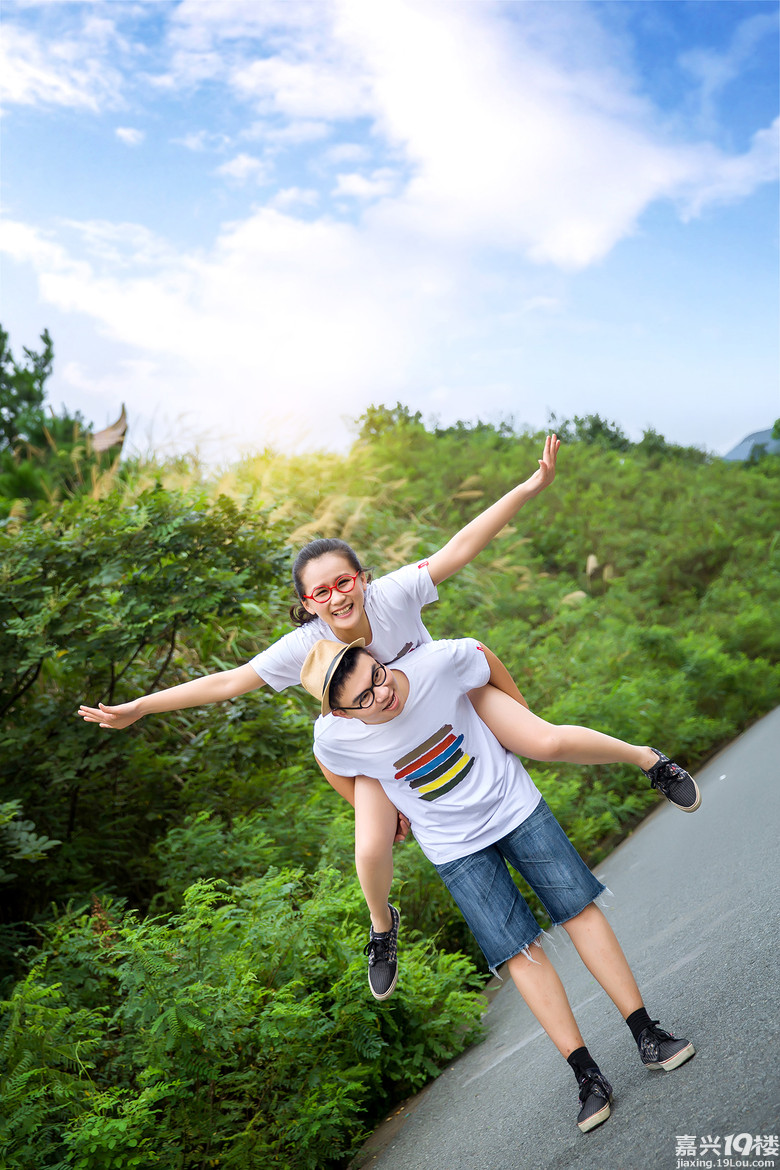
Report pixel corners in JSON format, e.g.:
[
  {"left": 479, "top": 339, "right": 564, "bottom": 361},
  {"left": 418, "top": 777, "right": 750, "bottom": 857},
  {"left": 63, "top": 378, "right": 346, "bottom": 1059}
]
[
  {"left": 331, "top": 649, "right": 406, "bottom": 724},
  {"left": 299, "top": 552, "right": 368, "bottom": 634}
]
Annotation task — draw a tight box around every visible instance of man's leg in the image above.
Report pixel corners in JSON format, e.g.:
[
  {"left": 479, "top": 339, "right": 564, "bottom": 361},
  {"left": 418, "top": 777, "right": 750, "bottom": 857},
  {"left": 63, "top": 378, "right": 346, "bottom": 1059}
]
[
  {"left": 561, "top": 903, "right": 643, "bottom": 1018},
  {"left": 505, "top": 942, "right": 584, "bottom": 1057},
  {"left": 505, "top": 942, "right": 613, "bottom": 1132},
  {"left": 563, "top": 903, "right": 696, "bottom": 1071},
  {"left": 503, "top": 803, "right": 696, "bottom": 1078},
  {"left": 354, "top": 776, "right": 401, "bottom": 1001},
  {"left": 435, "top": 843, "right": 613, "bottom": 1133}
]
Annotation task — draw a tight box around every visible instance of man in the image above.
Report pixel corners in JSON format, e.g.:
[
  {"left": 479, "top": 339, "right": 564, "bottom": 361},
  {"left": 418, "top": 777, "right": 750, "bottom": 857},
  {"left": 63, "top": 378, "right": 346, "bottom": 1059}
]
[{"left": 301, "top": 636, "right": 696, "bottom": 1134}]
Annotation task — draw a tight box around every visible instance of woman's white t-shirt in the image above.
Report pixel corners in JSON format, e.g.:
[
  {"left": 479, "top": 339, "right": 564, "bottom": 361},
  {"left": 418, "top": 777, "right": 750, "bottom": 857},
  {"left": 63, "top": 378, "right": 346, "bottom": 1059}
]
[
  {"left": 312, "top": 639, "right": 541, "bottom": 865},
  {"left": 247, "top": 562, "right": 438, "bottom": 692}
]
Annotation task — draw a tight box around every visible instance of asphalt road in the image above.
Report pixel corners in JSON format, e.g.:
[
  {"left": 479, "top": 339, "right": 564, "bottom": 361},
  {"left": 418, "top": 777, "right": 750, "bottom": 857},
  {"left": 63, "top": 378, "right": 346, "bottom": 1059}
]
[{"left": 353, "top": 708, "right": 780, "bottom": 1170}]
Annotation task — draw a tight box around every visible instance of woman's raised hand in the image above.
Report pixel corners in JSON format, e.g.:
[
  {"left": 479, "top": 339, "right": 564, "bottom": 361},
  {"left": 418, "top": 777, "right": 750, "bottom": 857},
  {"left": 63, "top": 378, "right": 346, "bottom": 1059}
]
[
  {"left": 77, "top": 700, "right": 141, "bottom": 730},
  {"left": 525, "top": 433, "right": 560, "bottom": 496}
]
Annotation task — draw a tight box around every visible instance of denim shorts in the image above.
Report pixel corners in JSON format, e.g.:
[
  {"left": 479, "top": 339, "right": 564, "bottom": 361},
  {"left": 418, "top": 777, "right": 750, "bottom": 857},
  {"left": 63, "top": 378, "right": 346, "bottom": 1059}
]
[{"left": 433, "top": 796, "right": 606, "bottom": 971}]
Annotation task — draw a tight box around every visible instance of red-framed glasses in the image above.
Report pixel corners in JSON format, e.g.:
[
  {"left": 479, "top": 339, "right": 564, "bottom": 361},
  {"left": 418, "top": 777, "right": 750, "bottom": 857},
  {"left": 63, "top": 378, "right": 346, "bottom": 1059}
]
[{"left": 302, "top": 570, "right": 362, "bottom": 604}]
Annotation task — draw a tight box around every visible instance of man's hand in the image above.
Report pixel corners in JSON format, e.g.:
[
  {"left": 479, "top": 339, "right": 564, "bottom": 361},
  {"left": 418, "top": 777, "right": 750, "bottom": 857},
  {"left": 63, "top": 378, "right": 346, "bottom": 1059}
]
[{"left": 394, "top": 811, "right": 411, "bottom": 844}]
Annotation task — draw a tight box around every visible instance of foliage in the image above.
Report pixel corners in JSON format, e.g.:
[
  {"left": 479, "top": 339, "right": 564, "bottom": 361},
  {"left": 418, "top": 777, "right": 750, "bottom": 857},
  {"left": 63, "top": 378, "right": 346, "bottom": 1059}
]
[
  {"left": 0, "top": 801, "right": 60, "bottom": 885},
  {"left": 0, "top": 487, "right": 289, "bottom": 940},
  {"left": 0, "top": 325, "right": 119, "bottom": 520},
  {"left": 548, "top": 410, "right": 632, "bottom": 451},
  {"left": 0, "top": 326, "right": 54, "bottom": 452},
  {"left": 355, "top": 401, "right": 424, "bottom": 441},
  {"left": 0, "top": 874, "right": 483, "bottom": 1170}
]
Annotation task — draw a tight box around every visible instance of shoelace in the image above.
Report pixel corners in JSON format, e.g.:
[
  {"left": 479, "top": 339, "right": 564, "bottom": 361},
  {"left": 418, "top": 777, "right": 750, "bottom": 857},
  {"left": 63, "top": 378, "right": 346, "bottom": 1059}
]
[
  {"left": 649, "top": 761, "right": 683, "bottom": 791},
  {"left": 577, "top": 1069, "right": 611, "bottom": 1105},
  {"left": 364, "top": 932, "right": 393, "bottom": 965},
  {"left": 639, "top": 1020, "right": 676, "bottom": 1059}
]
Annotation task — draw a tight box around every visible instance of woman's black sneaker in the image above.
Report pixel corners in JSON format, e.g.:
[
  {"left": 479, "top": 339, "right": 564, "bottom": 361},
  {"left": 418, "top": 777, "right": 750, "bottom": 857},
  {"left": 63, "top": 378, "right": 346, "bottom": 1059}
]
[
  {"left": 364, "top": 904, "right": 400, "bottom": 1000},
  {"left": 638, "top": 1021, "right": 695, "bottom": 1071},
  {"left": 643, "top": 750, "right": 702, "bottom": 812},
  {"left": 576, "top": 1068, "right": 613, "bottom": 1133}
]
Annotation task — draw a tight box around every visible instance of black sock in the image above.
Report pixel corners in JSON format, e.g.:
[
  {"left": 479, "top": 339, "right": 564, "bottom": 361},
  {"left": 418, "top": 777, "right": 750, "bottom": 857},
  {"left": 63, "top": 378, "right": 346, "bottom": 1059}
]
[
  {"left": 626, "top": 1007, "right": 654, "bottom": 1043},
  {"left": 567, "top": 1046, "right": 599, "bottom": 1081}
]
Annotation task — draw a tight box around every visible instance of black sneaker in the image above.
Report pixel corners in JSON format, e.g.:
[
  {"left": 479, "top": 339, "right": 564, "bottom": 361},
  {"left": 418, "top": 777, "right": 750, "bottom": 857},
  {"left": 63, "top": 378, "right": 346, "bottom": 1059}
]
[
  {"left": 638, "top": 1021, "right": 696, "bottom": 1071},
  {"left": 363, "top": 904, "right": 400, "bottom": 1001},
  {"left": 643, "top": 749, "right": 701, "bottom": 812},
  {"left": 576, "top": 1068, "right": 613, "bottom": 1133}
]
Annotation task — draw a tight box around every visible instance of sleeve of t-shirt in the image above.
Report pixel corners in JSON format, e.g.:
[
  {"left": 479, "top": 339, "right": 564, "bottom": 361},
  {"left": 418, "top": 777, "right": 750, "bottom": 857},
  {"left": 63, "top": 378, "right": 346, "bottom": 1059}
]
[
  {"left": 446, "top": 637, "right": 491, "bottom": 692},
  {"left": 312, "top": 716, "right": 360, "bottom": 777},
  {"left": 247, "top": 624, "right": 322, "bottom": 692},
  {"left": 379, "top": 561, "right": 438, "bottom": 609}
]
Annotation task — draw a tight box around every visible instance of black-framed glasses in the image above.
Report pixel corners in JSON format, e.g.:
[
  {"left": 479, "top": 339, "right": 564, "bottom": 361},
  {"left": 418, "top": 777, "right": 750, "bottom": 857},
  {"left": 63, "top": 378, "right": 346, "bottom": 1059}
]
[
  {"left": 336, "top": 664, "right": 388, "bottom": 711},
  {"left": 302, "top": 570, "right": 361, "bottom": 604}
]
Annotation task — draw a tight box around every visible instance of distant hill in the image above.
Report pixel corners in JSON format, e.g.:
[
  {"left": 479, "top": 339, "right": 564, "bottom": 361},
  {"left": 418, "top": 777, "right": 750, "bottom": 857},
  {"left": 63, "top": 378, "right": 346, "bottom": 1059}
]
[{"left": 723, "top": 428, "right": 780, "bottom": 461}]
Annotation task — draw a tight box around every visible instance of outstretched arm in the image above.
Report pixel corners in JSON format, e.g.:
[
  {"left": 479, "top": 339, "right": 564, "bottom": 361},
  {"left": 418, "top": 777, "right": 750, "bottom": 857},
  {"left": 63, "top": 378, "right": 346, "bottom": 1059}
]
[
  {"left": 77, "top": 662, "right": 266, "bottom": 730},
  {"left": 425, "top": 434, "right": 559, "bottom": 586}
]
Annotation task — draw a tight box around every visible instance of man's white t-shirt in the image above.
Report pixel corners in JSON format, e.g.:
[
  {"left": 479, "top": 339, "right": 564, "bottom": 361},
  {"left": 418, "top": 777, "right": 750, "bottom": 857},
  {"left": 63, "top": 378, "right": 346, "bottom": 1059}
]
[
  {"left": 313, "top": 639, "right": 541, "bottom": 865},
  {"left": 248, "top": 562, "right": 438, "bottom": 692}
]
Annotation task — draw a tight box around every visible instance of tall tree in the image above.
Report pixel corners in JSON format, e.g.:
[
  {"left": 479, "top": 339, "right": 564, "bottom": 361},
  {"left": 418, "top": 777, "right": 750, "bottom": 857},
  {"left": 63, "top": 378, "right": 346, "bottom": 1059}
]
[{"left": 0, "top": 326, "right": 53, "bottom": 451}]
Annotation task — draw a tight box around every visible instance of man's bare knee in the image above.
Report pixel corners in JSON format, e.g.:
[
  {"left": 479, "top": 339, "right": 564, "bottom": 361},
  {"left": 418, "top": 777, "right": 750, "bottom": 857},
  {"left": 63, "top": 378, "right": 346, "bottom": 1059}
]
[{"left": 561, "top": 902, "right": 599, "bottom": 935}]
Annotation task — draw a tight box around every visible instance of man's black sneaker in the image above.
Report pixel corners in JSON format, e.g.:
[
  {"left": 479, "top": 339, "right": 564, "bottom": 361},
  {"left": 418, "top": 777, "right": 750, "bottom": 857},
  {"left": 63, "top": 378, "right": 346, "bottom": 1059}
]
[
  {"left": 638, "top": 1021, "right": 696, "bottom": 1071},
  {"left": 364, "top": 904, "right": 400, "bottom": 1001},
  {"left": 643, "top": 749, "right": 701, "bottom": 812},
  {"left": 576, "top": 1068, "right": 613, "bottom": 1133}
]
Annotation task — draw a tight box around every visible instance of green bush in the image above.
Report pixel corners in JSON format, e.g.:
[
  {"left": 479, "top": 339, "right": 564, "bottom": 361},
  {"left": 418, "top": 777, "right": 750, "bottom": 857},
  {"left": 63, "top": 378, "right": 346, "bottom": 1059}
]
[{"left": 0, "top": 872, "right": 483, "bottom": 1170}]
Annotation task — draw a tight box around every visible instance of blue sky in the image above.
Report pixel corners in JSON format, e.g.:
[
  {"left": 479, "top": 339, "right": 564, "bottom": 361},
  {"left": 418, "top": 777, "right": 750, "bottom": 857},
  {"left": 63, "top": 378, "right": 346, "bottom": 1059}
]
[{"left": 1, "top": 0, "right": 778, "bottom": 460}]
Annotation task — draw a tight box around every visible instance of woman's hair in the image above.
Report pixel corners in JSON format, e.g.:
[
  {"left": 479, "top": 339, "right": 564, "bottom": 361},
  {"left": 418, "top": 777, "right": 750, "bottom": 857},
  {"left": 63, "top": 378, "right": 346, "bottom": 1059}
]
[{"left": 289, "top": 538, "right": 369, "bottom": 626}]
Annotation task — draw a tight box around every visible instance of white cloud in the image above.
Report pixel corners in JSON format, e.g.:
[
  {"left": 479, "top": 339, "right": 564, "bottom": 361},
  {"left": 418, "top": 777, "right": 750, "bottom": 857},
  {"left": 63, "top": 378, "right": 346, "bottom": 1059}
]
[
  {"left": 269, "top": 187, "right": 320, "bottom": 210},
  {"left": 230, "top": 53, "right": 371, "bottom": 120},
  {"left": 116, "top": 126, "right": 145, "bottom": 147},
  {"left": 215, "top": 153, "right": 268, "bottom": 183},
  {"left": 138, "top": 1, "right": 776, "bottom": 272},
  {"left": 321, "top": 142, "right": 370, "bottom": 166},
  {"left": 0, "top": 208, "right": 457, "bottom": 452},
  {"left": 60, "top": 220, "right": 182, "bottom": 269},
  {"left": 172, "top": 129, "right": 232, "bottom": 152},
  {"left": 0, "top": 21, "right": 124, "bottom": 111},
  {"left": 0, "top": 217, "right": 69, "bottom": 269},
  {"left": 678, "top": 119, "right": 780, "bottom": 219},
  {"left": 333, "top": 169, "right": 398, "bottom": 200},
  {"left": 243, "top": 119, "right": 332, "bottom": 145},
  {"left": 326, "top": 0, "right": 778, "bottom": 269},
  {"left": 680, "top": 10, "right": 779, "bottom": 131}
]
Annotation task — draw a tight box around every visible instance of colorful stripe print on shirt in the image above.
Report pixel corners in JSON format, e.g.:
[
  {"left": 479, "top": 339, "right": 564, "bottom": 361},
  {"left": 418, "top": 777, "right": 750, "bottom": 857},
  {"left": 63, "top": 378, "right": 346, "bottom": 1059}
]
[{"left": 393, "top": 724, "right": 475, "bottom": 801}]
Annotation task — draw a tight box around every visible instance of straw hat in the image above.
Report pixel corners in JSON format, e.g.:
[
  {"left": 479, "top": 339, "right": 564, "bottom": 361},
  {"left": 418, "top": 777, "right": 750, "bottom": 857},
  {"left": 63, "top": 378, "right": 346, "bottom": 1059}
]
[{"left": 300, "top": 638, "right": 366, "bottom": 715}]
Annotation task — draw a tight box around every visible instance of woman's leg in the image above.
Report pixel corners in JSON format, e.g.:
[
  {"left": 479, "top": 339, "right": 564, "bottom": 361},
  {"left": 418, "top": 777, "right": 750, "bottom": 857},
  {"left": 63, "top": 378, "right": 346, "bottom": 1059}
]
[
  {"left": 469, "top": 684, "right": 657, "bottom": 770},
  {"left": 353, "top": 775, "right": 397, "bottom": 932},
  {"left": 561, "top": 903, "right": 644, "bottom": 1019}
]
